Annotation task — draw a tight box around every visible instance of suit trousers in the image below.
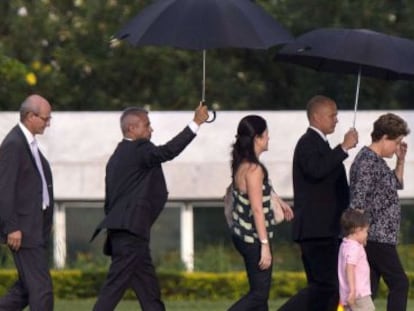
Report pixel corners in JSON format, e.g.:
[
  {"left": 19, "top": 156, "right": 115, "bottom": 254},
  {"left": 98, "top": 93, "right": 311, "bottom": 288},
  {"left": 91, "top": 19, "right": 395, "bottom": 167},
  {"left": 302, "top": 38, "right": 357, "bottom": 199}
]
[
  {"left": 366, "top": 241, "right": 408, "bottom": 311},
  {"left": 228, "top": 235, "right": 272, "bottom": 311},
  {"left": 0, "top": 246, "right": 53, "bottom": 311},
  {"left": 93, "top": 231, "right": 165, "bottom": 311},
  {"left": 278, "top": 238, "right": 340, "bottom": 311}
]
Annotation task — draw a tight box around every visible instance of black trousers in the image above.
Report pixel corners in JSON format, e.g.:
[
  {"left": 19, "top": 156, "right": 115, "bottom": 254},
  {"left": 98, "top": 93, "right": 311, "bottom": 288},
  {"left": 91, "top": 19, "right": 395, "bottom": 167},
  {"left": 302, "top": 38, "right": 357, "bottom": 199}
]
[
  {"left": 278, "top": 238, "right": 339, "bottom": 311},
  {"left": 93, "top": 231, "right": 165, "bottom": 311},
  {"left": 228, "top": 235, "right": 272, "bottom": 311},
  {"left": 366, "top": 241, "right": 408, "bottom": 311},
  {"left": 0, "top": 246, "right": 53, "bottom": 311}
]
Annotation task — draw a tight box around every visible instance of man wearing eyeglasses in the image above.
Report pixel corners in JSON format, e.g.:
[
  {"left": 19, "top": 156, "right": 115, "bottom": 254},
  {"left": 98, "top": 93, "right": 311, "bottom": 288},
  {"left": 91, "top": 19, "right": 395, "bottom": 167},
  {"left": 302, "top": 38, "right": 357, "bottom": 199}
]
[{"left": 0, "top": 94, "right": 54, "bottom": 310}]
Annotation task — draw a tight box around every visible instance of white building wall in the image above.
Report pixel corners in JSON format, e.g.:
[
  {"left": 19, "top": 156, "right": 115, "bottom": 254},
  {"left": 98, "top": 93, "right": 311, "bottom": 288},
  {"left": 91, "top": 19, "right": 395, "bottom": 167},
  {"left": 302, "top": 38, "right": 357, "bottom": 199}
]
[{"left": 1, "top": 110, "right": 413, "bottom": 200}]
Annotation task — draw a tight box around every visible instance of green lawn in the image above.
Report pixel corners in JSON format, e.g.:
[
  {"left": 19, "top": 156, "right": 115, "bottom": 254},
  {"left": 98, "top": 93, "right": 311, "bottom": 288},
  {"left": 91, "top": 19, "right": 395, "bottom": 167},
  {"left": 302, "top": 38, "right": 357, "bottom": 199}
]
[{"left": 48, "top": 299, "right": 407, "bottom": 311}]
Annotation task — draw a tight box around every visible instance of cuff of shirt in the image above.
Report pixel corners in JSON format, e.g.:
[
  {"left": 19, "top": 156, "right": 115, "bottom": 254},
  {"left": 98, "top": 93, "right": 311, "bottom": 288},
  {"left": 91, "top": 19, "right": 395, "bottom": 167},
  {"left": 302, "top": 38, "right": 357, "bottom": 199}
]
[{"left": 188, "top": 121, "right": 200, "bottom": 134}]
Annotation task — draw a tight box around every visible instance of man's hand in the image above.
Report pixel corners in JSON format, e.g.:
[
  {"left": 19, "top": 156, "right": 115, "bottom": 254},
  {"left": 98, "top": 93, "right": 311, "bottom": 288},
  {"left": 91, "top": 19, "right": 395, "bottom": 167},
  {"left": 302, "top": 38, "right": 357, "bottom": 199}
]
[
  {"left": 341, "top": 128, "right": 358, "bottom": 151},
  {"left": 7, "top": 230, "right": 22, "bottom": 251},
  {"left": 193, "top": 102, "right": 210, "bottom": 125}
]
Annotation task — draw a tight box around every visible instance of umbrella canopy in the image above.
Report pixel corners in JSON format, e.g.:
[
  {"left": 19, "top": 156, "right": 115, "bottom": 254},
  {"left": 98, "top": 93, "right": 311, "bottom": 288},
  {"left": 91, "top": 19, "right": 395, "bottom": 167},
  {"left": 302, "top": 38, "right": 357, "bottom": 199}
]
[
  {"left": 116, "top": 0, "right": 292, "bottom": 50},
  {"left": 275, "top": 28, "right": 414, "bottom": 125},
  {"left": 115, "top": 0, "right": 292, "bottom": 121}
]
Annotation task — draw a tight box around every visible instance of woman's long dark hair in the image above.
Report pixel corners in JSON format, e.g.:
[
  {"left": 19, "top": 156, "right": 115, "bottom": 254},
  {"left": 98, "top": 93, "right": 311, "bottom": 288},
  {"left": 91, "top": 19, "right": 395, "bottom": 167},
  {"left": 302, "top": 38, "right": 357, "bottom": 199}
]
[{"left": 231, "top": 115, "right": 268, "bottom": 180}]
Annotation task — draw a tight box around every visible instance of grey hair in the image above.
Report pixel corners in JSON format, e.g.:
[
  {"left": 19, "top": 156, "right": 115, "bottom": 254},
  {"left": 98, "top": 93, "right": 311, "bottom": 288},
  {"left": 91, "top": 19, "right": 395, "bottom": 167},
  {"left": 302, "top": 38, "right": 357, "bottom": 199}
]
[
  {"left": 120, "top": 107, "right": 148, "bottom": 135},
  {"left": 19, "top": 97, "right": 40, "bottom": 122}
]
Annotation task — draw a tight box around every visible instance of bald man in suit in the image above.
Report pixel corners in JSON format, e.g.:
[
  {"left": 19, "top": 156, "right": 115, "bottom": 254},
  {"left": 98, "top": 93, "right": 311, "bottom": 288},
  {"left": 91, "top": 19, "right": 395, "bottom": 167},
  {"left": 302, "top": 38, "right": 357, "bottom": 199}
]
[
  {"left": 278, "top": 95, "right": 358, "bottom": 311},
  {"left": 0, "top": 95, "right": 54, "bottom": 310}
]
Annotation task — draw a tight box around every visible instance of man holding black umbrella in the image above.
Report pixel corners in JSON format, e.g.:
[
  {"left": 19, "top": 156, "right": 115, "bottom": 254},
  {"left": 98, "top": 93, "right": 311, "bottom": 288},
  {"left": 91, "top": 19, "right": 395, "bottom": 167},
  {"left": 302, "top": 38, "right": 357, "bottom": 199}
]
[
  {"left": 91, "top": 103, "right": 209, "bottom": 311},
  {"left": 279, "top": 95, "right": 358, "bottom": 311}
]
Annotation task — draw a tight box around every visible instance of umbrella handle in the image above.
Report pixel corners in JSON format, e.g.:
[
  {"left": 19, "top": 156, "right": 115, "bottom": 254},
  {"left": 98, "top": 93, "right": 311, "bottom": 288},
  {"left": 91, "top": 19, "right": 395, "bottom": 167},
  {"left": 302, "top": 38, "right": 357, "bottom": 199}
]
[
  {"left": 205, "top": 110, "right": 216, "bottom": 123},
  {"left": 201, "top": 101, "right": 217, "bottom": 123}
]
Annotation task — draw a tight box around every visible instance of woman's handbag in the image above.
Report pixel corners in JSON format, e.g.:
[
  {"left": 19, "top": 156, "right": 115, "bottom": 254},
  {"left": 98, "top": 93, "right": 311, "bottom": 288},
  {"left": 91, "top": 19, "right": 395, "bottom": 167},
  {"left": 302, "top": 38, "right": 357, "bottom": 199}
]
[
  {"left": 223, "top": 184, "right": 234, "bottom": 227},
  {"left": 223, "top": 182, "right": 285, "bottom": 227}
]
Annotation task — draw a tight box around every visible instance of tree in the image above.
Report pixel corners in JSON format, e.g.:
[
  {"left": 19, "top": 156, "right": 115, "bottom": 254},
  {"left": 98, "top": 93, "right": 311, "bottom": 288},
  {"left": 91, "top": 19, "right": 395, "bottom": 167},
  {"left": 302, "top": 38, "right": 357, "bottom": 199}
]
[
  {"left": 1, "top": 0, "right": 414, "bottom": 111},
  {"left": 259, "top": 0, "right": 414, "bottom": 110}
]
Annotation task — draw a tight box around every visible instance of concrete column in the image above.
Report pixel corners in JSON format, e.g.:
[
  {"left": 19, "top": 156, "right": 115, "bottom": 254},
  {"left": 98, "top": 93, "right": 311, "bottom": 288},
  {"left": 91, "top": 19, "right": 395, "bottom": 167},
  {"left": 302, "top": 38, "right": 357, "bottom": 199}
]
[
  {"left": 180, "top": 203, "right": 194, "bottom": 272},
  {"left": 53, "top": 203, "right": 67, "bottom": 269}
]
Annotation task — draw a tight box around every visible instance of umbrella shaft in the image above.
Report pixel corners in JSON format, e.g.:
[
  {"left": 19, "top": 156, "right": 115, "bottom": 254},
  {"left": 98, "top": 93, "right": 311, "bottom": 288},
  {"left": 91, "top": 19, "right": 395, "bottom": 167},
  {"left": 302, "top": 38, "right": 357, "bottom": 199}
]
[
  {"left": 202, "top": 50, "right": 206, "bottom": 102},
  {"left": 353, "top": 69, "right": 361, "bottom": 127}
]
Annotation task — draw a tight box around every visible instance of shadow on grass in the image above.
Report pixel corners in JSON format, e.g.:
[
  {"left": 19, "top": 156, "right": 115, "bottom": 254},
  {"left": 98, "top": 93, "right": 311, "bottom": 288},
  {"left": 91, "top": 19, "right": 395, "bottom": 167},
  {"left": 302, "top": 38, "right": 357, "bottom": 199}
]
[{"left": 49, "top": 298, "right": 402, "bottom": 311}]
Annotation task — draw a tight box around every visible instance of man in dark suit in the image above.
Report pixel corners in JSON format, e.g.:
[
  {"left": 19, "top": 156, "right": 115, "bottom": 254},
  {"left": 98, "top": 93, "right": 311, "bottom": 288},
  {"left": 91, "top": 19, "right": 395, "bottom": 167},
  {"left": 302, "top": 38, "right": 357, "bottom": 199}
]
[
  {"left": 0, "top": 94, "right": 54, "bottom": 311},
  {"left": 278, "top": 95, "right": 358, "bottom": 311},
  {"left": 92, "top": 103, "right": 209, "bottom": 311}
]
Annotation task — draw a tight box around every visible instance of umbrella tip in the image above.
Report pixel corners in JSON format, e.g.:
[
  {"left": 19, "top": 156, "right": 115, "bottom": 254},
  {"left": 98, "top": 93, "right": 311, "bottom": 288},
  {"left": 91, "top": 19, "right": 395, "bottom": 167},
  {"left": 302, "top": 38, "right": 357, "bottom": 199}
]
[{"left": 297, "top": 46, "right": 311, "bottom": 53}]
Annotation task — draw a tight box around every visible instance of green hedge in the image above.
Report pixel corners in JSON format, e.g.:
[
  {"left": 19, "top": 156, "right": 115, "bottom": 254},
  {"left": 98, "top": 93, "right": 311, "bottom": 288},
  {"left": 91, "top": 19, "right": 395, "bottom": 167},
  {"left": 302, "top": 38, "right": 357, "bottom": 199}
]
[{"left": 0, "top": 270, "right": 412, "bottom": 300}]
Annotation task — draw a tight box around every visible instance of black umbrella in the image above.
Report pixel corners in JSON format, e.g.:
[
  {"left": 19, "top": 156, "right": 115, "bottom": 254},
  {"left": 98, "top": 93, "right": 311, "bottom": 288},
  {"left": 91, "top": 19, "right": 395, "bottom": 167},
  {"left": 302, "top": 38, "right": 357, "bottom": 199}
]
[
  {"left": 275, "top": 28, "right": 414, "bottom": 126},
  {"left": 115, "top": 0, "right": 293, "bottom": 121}
]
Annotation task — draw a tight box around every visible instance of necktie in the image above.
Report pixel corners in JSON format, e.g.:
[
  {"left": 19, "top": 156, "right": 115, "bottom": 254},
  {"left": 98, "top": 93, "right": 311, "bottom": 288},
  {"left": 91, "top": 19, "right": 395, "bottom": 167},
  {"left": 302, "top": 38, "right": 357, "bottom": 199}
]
[{"left": 31, "top": 139, "right": 50, "bottom": 209}]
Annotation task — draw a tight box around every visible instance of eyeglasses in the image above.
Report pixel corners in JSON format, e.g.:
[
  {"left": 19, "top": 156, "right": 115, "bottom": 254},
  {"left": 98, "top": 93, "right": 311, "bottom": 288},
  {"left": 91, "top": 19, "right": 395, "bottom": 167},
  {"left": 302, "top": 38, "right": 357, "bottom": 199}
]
[{"left": 34, "top": 113, "right": 52, "bottom": 123}]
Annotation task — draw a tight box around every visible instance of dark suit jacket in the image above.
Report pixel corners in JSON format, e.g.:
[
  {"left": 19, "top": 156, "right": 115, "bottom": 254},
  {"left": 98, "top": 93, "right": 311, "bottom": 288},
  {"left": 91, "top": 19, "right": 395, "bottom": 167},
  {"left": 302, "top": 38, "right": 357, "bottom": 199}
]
[
  {"left": 92, "top": 126, "right": 196, "bottom": 243},
  {"left": 291, "top": 128, "right": 349, "bottom": 242},
  {"left": 0, "top": 125, "right": 54, "bottom": 248}
]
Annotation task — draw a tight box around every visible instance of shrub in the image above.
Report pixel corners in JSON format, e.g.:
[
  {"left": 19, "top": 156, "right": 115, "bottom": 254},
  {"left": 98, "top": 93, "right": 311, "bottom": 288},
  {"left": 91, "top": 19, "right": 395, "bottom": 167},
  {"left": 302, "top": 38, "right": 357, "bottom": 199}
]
[{"left": 0, "top": 270, "right": 412, "bottom": 300}]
